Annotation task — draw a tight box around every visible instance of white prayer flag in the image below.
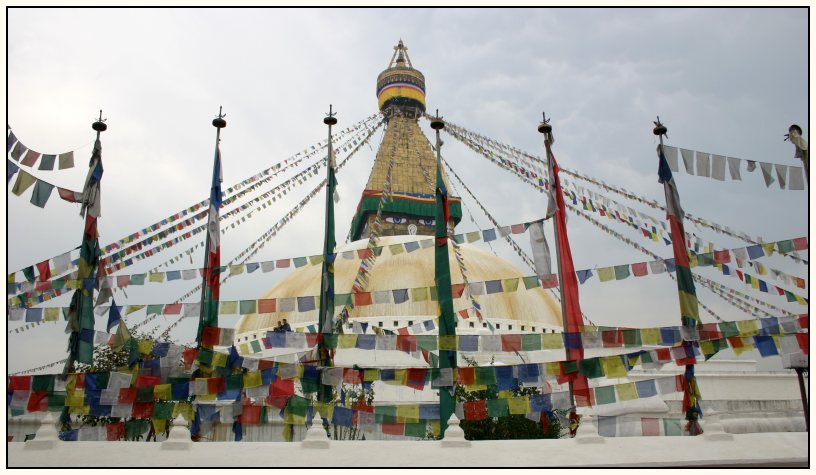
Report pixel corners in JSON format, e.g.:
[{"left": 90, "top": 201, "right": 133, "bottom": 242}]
[
  {"left": 788, "top": 166, "right": 805, "bottom": 190},
  {"left": 727, "top": 157, "right": 742, "bottom": 180},
  {"left": 711, "top": 154, "right": 726, "bottom": 181},
  {"left": 680, "top": 148, "right": 695, "bottom": 174},
  {"left": 760, "top": 162, "right": 775, "bottom": 187},
  {"left": 528, "top": 220, "right": 552, "bottom": 277},
  {"left": 663, "top": 146, "right": 679, "bottom": 172},
  {"left": 774, "top": 164, "right": 788, "bottom": 189},
  {"left": 695, "top": 151, "right": 711, "bottom": 177}
]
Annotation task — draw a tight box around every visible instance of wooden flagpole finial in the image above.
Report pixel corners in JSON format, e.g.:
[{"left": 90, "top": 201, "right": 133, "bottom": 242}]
[
  {"left": 324, "top": 104, "right": 338, "bottom": 126},
  {"left": 212, "top": 106, "right": 227, "bottom": 128},
  {"left": 653, "top": 115, "right": 668, "bottom": 139},
  {"left": 92, "top": 109, "right": 107, "bottom": 132}
]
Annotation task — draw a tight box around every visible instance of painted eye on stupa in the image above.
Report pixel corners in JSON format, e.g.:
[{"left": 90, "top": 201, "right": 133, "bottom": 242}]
[
  {"left": 385, "top": 216, "right": 406, "bottom": 224},
  {"left": 418, "top": 218, "right": 435, "bottom": 226}
]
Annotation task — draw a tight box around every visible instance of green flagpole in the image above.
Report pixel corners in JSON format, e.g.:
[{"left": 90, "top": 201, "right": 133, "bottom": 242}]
[
  {"left": 430, "top": 110, "right": 457, "bottom": 437},
  {"left": 318, "top": 105, "right": 338, "bottom": 405},
  {"left": 61, "top": 110, "right": 107, "bottom": 429},
  {"left": 195, "top": 107, "right": 227, "bottom": 351}
]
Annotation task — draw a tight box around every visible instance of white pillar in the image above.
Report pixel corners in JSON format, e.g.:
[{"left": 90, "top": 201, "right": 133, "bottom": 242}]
[
  {"left": 301, "top": 412, "right": 331, "bottom": 449},
  {"left": 575, "top": 414, "right": 605, "bottom": 444},
  {"left": 703, "top": 412, "right": 734, "bottom": 441},
  {"left": 24, "top": 412, "right": 60, "bottom": 450},
  {"left": 440, "top": 413, "right": 471, "bottom": 447},
  {"left": 161, "top": 415, "right": 192, "bottom": 450}
]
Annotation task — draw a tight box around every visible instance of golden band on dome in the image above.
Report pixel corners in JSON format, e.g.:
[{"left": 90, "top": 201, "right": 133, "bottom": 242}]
[{"left": 377, "top": 86, "right": 426, "bottom": 110}]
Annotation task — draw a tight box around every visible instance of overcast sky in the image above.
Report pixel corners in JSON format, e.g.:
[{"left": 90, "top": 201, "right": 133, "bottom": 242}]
[{"left": 7, "top": 8, "right": 809, "bottom": 374}]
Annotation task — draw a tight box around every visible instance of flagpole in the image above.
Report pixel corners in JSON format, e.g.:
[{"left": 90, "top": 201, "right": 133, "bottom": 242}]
[
  {"left": 318, "top": 104, "right": 338, "bottom": 406},
  {"left": 431, "top": 110, "right": 457, "bottom": 437},
  {"left": 538, "top": 113, "right": 577, "bottom": 415},
  {"left": 654, "top": 116, "right": 703, "bottom": 436},
  {"left": 785, "top": 124, "right": 808, "bottom": 186},
  {"left": 63, "top": 110, "right": 107, "bottom": 376},
  {"left": 195, "top": 107, "right": 226, "bottom": 351}
]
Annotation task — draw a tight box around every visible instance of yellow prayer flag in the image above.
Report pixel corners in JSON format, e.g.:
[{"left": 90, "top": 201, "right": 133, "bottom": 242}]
[
  {"left": 389, "top": 244, "right": 405, "bottom": 255},
  {"left": 44, "top": 308, "right": 60, "bottom": 322},
  {"left": 411, "top": 287, "right": 430, "bottom": 302},
  {"left": 544, "top": 361, "right": 561, "bottom": 376},
  {"left": 597, "top": 267, "right": 615, "bottom": 282},
  {"left": 795, "top": 294, "right": 807, "bottom": 305},
  {"left": 439, "top": 335, "right": 457, "bottom": 351},
  {"left": 244, "top": 371, "right": 262, "bottom": 388},
  {"left": 394, "top": 369, "right": 407, "bottom": 385},
  {"left": 542, "top": 334, "right": 563, "bottom": 349},
  {"left": 497, "top": 390, "right": 514, "bottom": 399},
  {"left": 126, "top": 305, "right": 145, "bottom": 315},
  {"left": 737, "top": 319, "right": 758, "bottom": 336},
  {"left": 601, "top": 356, "right": 628, "bottom": 378},
  {"left": 148, "top": 272, "right": 165, "bottom": 283},
  {"left": 220, "top": 301, "right": 238, "bottom": 314},
  {"left": 688, "top": 255, "right": 698, "bottom": 268},
  {"left": 69, "top": 405, "right": 90, "bottom": 416},
  {"left": 464, "top": 384, "right": 488, "bottom": 392},
  {"left": 429, "top": 421, "right": 441, "bottom": 437},
  {"left": 396, "top": 404, "right": 420, "bottom": 422},
  {"left": 616, "top": 382, "right": 638, "bottom": 401},
  {"left": 508, "top": 396, "right": 530, "bottom": 415},
  {"left": 173, "top": 402, "right": 194, "bottom": 422},
  {"left": 154, "top": 384, "right": 172, "bottom": 400},
  {"left": 229, "top": 265, "right": 244, "bottom": 276},
  {"left": 212, "top": 352, "right": 228, "bottom": 368},
  {"left": 502, "top": 278, "right": 520, "bottom": 292},
  {"left": 364, "top": 369, "right": 379, "bottom": 382},
  {"left": 762, "top": 243, "right": 775, "bottom": 256},
  {"left": 313, "top": 401, "right": 334, "bottom": 420},
  {"left": 239, "top": 343, "right": 250, "bottom": 354},
  {"left": 66, "top": 390, "right": 85, "bottom": 407},
  {"left": 699, "top": 340, "right": 714, "bottom": 356},
  {"left": 66, "top": 374, "right": 78, "bottom": 392},
  {"left": 152, "top": 418, "right": 167, "bottom": 434},
  {"left": 640, "top": 328, "right": 660, "bottom": 345},
  {"left": 309, "top": 255, "right": 324, "bottom": 265},
  {"left": 284, "top": 411, "right": 305, "bottom": 425},
  {"left": 466, "top": 231, "right": 480, "bottom": 243},
  {"left": 338, "top": 334, "right": 358, "bottom": 348},
  {"left": 137, "top": 339, "right": 154, "bottom": 355}
]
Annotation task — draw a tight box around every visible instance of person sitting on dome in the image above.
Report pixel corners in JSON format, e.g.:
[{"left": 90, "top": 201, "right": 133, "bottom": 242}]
[
  {"left": 273, "top": 321, "right": 283, "bottom": 332},
  {"left": 282, "top": 319, "right": 292, "bottom": 332}
]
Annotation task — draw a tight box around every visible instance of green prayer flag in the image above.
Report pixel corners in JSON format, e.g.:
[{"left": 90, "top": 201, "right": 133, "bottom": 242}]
[
  {"left": 663, "top": 418, "right": 682, "bottom": 436},
  {"left": 293, "top": 257, "right": 308, "bottom": 268},
  {"left": 239, "top": 300, "right": 257, "bottom": 315},
  {"left": 417, "top": 335, "right": 438, "bottom": 351},
  {"left": 405, "top": 422, "right": 427, "bottom": 438},
  {"left": 486, "top": 398, "right": 509, "bottom": 418},
  {"left": 475, "top": 366, "right": 496, "bottom": 386},
  {"left": 594, "top": 385, "right": 616, "bottom": 405},
  {"left": 32, "top": 375, "right": 54, "bottom": 392},
  {"left": 622, "top": 329, "right": 642, "bottom": 347},
  {"left": 613, "top": 264, "right": 630, "bottom": 280},
  {"left": 777, "top": 240, "right": 793, "bottom": 254},
  {"left": 521, "top": 334, "right": 542, "bottom": 351},
  {"left": 146, "top": 304, "right": 164, "bottom": 315},
  {"left": 522, "top": 275, "right": 541, "bottom": 289},
  {"left": 579, "top": 358, "right": 604, "bottom": 378},
  {"left": 153, "top": 401, "right": 175, "bottom": 420}
]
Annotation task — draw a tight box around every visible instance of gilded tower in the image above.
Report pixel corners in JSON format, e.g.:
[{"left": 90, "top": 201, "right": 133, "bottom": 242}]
[{"left": 350, "top": 40, "right": 462, "bottom": 240}]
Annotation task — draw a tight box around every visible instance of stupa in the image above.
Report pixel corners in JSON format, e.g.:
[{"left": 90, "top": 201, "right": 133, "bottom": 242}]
[{"left": 234, "top": 41, "right": 562, "bottom": 352}]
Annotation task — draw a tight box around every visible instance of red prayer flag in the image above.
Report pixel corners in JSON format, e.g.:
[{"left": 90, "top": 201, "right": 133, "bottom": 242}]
[
  {"left": 464, "top": 400, "right": 488, "bottom": 420},
  {"left": 501, "top": 334, "right": 522, "bottom": 352},
  {"left": 8, "top": 376, "right": 32, "bottom": 391},
  {"left": 343, "top": 369, "right": 362, "bottom": 385},
  {"left": 257, "top": 298, "right": 276, "bottom": 313},
  {"left": 201, "top": 326, "right": 220, "bottom": 347},
  {"left": 451, "top": 283, "right": 466, "bottom": 298},
  {"left": 792, "top": 237, "right": 808, "bottom": 251},
  {"left": 182, "top": 348, "right": 199, "bottom": 368},
  {"left": 796, "top": 333, "right": 808, "bottom": 354},
  {"left": 510, "top": 223, "right": 525, "bottom": 234},
  {"left": 406, "top": 368, "right": 426, "bottom": 390},
  {"left": 540, "top": 275, "right": 558, "bottom": 289},
  {"left": 239, "top": 405, "right": 261, "bottom": 425},
  {"left": 631, "top": 262, "right": 648, "bottom": 277},
  {"left": 381, "top": 423, "right": 404, "bottom": 436},
  {"left": 713, "top": 250, "right": 731, "bottom": 264},
  {"left": 26, "top": 391, "right": 48, "bottom": 412},
  {"left": 74, "top": 374, "right": 85, "bottom": 389},
  {"left": 270, "top": 378, "right": 294, "bottom": 397},
  {"left": 396, "top": 335, "right": 417, "bottom": 353},
  {"left": 798, "top": 315, "right": 809, "bottom": 329},
  {"left": 163, "top": 303, "right": 182, "bottom": 315},
  {"left": 276, "top": 259, "right": 290, "bottom": 268},
  {"left": 642, "top": 417, "right": 660, "bottom": 436},
  {"left": 118, "top": 387, "right": 136, "bottom": 404},
  {"left": 36, "top": 260, "right": 51, "bottom": 282},
  {"left": 136, "top": 375, "right": 161, "bottom": 387},
  {"left": 206, "top": 377, "right": 226, "bottom": 395},
  {"left": 353, "top": 292, "right": 372, "bottom": 306},
  {"left": 456, "top": 367, "right": 475, "bottom": 385},
  {"left": 107, "top": 422, "right": 125, "bottom": 441},
  {"left": 132, "top": 402, "right": 154, "bottom": 419}
]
